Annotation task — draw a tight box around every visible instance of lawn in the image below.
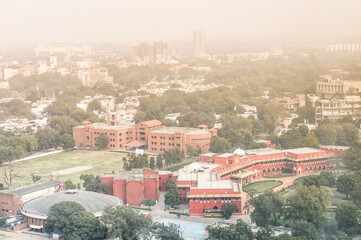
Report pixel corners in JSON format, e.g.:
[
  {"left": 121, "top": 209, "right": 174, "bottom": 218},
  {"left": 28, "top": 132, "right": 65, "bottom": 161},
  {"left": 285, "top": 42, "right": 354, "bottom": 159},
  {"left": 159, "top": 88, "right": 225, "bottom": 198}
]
[
  {"left": 1, "top": 150, "right": 126, "bottom": 188},
  {"left": 243, "top": 180, "right": 283, "bottom": 193}
]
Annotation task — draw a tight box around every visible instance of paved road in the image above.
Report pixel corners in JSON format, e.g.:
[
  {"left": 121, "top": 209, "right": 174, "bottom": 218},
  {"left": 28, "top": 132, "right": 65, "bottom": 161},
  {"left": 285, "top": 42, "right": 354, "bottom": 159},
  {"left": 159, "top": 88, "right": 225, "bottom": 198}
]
[
  {"left": 151, "top": 192, "right": 251, "bottom": 225},
  {"left": 0, "top": 230, "right": 49, "bottom": 240}
]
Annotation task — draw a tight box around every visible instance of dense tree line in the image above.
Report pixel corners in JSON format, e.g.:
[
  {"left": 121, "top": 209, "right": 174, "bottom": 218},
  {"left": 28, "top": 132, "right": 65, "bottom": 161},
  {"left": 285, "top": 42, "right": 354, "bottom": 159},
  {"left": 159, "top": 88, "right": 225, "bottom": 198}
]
[
  {"left": 0, "top": 130, "right": 37, "bottom": 164},
  {"left": 274, "top": 118, "right": 359, "bottom": 149},
  {"left": 122, "top": 149, "right": 185, "bottom": 171},
  {"left": 206, "top": 219, "right": 308, "bottom": 240},
  {"left": 204, "top": 55, "right": 324, "bottom": 96},
  {"left": 0, "top": 99, "right": 35, "bottom": 121},
  {"left": 44, "top": 202, "right": 183, "bottom": 240},
  {"left": 9, "top": 72, "right": 81, "bottom": 99},
  {"left": 247, "top": 169, "right": 361, "bottom": 239}
]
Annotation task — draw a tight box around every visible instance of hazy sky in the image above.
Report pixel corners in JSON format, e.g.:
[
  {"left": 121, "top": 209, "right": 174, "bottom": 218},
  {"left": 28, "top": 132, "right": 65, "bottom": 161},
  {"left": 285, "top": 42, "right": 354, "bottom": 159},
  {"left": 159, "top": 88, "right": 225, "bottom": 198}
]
[{"left": 1, "top": 0, "right": 361, "bottom": 47}]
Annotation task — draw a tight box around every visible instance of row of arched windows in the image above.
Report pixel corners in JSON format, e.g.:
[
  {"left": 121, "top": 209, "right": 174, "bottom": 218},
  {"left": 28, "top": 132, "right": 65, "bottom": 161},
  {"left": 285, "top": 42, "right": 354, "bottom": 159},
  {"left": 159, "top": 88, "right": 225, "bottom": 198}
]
[{"left": 305, "top": 165, "right": 326, "bottom": 173}]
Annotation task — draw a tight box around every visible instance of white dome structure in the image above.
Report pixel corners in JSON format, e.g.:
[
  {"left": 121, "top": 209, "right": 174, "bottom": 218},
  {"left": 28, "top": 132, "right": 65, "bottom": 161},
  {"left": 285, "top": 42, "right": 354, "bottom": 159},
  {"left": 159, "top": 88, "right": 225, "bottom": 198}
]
[
  {"left": 234, "top": 149, "right": 246, "bottom": 157},
  {"left": 188, "top": 162, "right": 202, "bottom": 172}
]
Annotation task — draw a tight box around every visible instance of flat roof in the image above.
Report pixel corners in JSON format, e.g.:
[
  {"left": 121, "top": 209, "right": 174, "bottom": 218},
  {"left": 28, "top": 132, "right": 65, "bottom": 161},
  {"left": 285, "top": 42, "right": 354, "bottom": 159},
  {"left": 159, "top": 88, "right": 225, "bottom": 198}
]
[
  {"left": 93, "top": 123, "right": 134, "bottom": 131},
  {"left": 3, "top": 180, "right": 62, "bottom": 196},
  {"left": 150, "top": 127, "right": 210, "bottom": 135},
  {"left": 286, "top": 147, "right": 324, "bottom": 154},
  {"left": 245, "top": 148, "right": 284, "bottom": 155},
  {"left": 320, "top": 145, "right": 350, "bottom": 150},
  {"left": 218, "top": 153, "right": 235, "bottom": 158},
  {"left": 197, "top": 179, "right": 233, "bottom": 189}
]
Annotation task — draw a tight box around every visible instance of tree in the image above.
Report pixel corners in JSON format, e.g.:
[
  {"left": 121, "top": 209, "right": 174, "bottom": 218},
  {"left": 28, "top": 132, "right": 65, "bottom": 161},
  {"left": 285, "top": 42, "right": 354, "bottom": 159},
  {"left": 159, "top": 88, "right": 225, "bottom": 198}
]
[
  {"left": 35, "top": 126, "right": 58, "bottom": 150},
  {"left": 298, "top": 125, "right": 309, "bottom": 137},
  {"left": 31, "top": 172, "right": 41, "bottom": 183},
  {"left": 141, "top": 199, "right": 156, "bottom": 207},
  {"left": 80, "top": 174, "right": 108, "bottom": 193},
  {"left": 164, "top": 179, "right": 181, "bottom": 207},
  {"left": 221, "top": 203, "right": 237, "bottom": 220},
  {"left": 0, "top": 216, "right": 6, "bottom": 227},
  {"left": 285, "top": 185, "right": 332, "bottom": 229},
  {"left": 206, "top": 219, "right": 254, "bottom": 240},
  {"left": 149, "top": 157, "right": 155, "bottom": 169},
  {"left": 95, "top": 133, "right": 108, "bottom": 149},
  {"left": 344, "top": 143, "right": 361, "bottom": 171},
  {"left": 102, "top": 205, "right": 152, "bottom": 240},
  {"left": 150, "top": 223, "right": 183, "bottom": 240},
  {"left": 315, "top": 124, "right": 337, "bottom": 145},
  {"left": 291, "top": 220, "right": 318, "bottom": 240},
  {"left": 296, "top": 106, "right": 315, "bottom": 124},
  {"left": 156, "top": 154, "right": 163, "bottom": 169},
  {"left": 336, "top": 172, "right": 356, "bottom": 199},
  {"left": 209, "top": 136, "right": 232, "bottom": 153},
  {"left": 44, "top": 201, "right": 106, "bottom": 240},
  {"left": 49, "top": 116, "right": 79, "bottom": 135},
  {"left": 2, "top": 164, "right": 22, "bottom": 188},
  {"left": 64, "top": 180, "right": 77, "bottom": 190},
  {"left": 336, "top": 202, "right": 360, "bottom": 235},
  {"left": 57, "top": 134, "right": 75, "bottom": 150},
  {"left": 302, "top": 171, "right": 335, "bottom": 188},
  {"left": 87, "top": 99, "right": 103, "bottom": 112},
  {"left": 250, "top": 190, "right": 284, "bottom": 226}
]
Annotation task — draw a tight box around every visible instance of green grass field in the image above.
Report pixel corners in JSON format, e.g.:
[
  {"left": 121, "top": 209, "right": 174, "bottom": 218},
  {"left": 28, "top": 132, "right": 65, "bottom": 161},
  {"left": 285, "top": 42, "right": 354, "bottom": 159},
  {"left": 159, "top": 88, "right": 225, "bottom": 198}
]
[
  {"left": 243, "top": 180, "right": 283, "bottom": 193},
  {"left": 1, "top": 150, "right": 126, "bottom": 188}
]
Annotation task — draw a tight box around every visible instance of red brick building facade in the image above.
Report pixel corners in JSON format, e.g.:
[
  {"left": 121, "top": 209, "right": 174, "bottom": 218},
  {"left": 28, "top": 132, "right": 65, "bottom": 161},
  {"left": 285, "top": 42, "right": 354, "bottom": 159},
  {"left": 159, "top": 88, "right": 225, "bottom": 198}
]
[
  {"left": 101, "top": 147, "right": 336, "bottom": 216},
  {"left": 101, "top": 169, "right": 161, "bottom": 206},
  {"left": 0, "top": 180, "right": 62, "bottom": 217},
  {"left": 73, "top": 120, "right": 217, "bottom": 154}
]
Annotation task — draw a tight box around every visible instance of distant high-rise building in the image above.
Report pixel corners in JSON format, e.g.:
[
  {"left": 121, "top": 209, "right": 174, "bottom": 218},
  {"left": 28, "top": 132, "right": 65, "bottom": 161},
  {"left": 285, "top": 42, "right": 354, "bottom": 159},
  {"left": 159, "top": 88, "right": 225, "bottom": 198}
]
[
  {"left": 49, "top": 55, "right": 57, "bottom": 69},
  {"left": 131, "top": 42, "right": 169, "bottom": 65},
  {"left": 193, "top": 30, "right": 205, "bottom": 57}
]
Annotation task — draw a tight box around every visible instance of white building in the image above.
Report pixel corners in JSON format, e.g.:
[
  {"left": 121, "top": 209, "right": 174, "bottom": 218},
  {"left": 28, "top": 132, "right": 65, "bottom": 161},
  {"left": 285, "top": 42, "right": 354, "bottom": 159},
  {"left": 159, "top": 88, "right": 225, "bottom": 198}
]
[{"left": 3, "top": 67, "right": 19, "bottom": 80}]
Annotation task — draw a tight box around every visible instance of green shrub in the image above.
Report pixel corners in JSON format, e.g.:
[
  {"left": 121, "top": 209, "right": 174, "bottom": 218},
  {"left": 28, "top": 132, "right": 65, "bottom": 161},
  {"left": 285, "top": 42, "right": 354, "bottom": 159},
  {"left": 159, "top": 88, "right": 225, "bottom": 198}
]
[
  {"left": 169, "top": 211, "right": 189, "bottom": 216},
  {"left": 142, "top": 199, "right": 156, "bottom": 207},
  {"left": 131, "top": 206, "right": 152, "bottom": 211}
]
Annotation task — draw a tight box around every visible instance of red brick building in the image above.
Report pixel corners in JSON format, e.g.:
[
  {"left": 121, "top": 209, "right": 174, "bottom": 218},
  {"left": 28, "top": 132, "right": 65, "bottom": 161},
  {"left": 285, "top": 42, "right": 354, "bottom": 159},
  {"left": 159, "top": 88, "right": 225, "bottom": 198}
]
[
  {"left": 0, "top": 180, "right": 62, "bottom": 217},
  {"left": 101, "top": 169, "right": 161, "bottom": 206},
  {"left": 73, "top": 120, "right": 217, "bottom": 154},
  {"left": 101, "top": 147, "right": 336, "bottom": 216}
]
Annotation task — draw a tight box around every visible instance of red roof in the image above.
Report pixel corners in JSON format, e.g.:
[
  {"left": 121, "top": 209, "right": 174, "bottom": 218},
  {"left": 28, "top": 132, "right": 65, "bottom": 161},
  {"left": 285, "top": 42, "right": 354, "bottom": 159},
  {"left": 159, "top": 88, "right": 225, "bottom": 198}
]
[
  {"left": 141, "top": 120, "right": 162, "bottom": 127},
  {"left": 125, "top": 141, "right": 146, "bottom": 147}
]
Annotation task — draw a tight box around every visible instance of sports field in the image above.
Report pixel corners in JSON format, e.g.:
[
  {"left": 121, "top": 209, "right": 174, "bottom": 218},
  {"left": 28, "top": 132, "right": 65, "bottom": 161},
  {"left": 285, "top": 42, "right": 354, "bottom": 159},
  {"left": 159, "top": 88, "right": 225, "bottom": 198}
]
[{"left": 1, "top": 150, "right": 126, "bottom": 188}]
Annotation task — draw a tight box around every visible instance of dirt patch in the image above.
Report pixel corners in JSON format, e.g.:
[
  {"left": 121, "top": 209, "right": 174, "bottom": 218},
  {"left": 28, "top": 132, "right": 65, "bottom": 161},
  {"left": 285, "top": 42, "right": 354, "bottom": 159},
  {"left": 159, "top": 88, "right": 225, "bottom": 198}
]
[{"left": 51, "top": 165, "right": 93, "bottom": 176}]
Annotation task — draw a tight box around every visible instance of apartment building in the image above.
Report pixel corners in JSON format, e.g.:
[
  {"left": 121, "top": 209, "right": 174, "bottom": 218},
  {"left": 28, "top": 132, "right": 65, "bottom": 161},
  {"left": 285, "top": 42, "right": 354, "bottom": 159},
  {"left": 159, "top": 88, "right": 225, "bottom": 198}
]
[{"left": 315, "top": 96, "right": 361, "bottom": 124}]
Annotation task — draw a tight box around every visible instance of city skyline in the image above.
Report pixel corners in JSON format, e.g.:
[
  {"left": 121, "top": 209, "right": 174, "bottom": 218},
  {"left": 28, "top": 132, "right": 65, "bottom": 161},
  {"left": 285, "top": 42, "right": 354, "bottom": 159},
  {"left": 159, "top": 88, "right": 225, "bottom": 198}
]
[{"left": 1, "top": 0, "right": 361, "bottom": 48}]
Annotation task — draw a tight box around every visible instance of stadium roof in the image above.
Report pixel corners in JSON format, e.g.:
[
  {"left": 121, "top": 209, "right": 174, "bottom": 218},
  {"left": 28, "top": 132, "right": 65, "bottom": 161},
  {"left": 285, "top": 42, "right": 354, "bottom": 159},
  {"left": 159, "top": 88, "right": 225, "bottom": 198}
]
[{"left": 21, "top": 190, "right": 123, "bottom": 219}]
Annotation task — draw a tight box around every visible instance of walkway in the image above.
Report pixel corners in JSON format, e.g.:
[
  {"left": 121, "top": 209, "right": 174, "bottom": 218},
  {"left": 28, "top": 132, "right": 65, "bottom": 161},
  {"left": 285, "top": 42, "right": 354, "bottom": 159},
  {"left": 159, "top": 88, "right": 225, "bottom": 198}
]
[{"left": 3, "top": 150, "right": 64, "bottom": 166}]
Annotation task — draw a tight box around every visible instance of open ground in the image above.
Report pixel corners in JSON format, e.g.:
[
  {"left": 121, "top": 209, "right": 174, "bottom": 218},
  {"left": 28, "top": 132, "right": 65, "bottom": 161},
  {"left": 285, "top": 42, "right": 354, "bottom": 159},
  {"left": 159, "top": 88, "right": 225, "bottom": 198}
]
[{"left": 0, "top": 150, "right": 126, "bottom": 188}]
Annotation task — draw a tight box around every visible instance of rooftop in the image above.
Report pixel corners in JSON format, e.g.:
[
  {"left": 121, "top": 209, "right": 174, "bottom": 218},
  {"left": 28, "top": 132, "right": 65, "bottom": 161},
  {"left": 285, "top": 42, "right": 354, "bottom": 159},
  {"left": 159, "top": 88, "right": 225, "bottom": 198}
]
[
  {"left": 151, "top": 127, "right": 210, "bottom": 135},
  {"left": 74, "top": 122, "right": 134, "bottom": 131},
  {"left": 21, "top": 190, "right": 123, "bottom": 218},
  {"left": 93, "top": 123, "right": 134, "bottom": 131},
  {"left": 245, "top": 148, "right": 284, "bottom": 156},
  {"left": 142, "top": 119, "right": 162, "bottom": 127},
  {"left": 286, "top": 147, "right": 325, "bottom": 154},
  {"left": 3, "top": 180, "right": 62, "bottom": 196}
]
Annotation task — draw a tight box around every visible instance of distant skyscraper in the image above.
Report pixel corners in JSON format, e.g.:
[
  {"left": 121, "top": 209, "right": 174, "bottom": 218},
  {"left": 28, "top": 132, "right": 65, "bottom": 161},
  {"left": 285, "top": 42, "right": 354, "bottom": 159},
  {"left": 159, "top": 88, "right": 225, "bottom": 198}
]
[
  {"left": 131, "top": 42, "right": 169, "bottom": 65},
  {"left": 193, "top": 30, "right": 205, "bottom": 57}
]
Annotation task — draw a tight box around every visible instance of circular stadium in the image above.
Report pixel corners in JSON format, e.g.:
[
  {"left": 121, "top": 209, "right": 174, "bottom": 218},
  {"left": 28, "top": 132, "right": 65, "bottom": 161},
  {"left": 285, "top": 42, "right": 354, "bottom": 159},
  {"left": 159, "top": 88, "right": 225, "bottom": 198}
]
[{"left": 20, "top": 190, "right": 123, "bottom": 230}]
